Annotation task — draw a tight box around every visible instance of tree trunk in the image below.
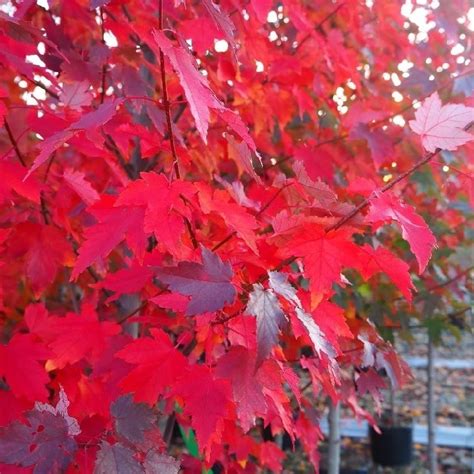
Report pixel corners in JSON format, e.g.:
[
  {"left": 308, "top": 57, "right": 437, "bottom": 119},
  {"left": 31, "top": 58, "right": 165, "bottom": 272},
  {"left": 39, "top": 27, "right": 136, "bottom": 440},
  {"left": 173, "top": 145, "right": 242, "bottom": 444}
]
[
  {"left": 427, "top": 330, "right": 437, "bottom": 473},
  {"left": 327, "top": 401, "right": 341, "bottom": 474}
]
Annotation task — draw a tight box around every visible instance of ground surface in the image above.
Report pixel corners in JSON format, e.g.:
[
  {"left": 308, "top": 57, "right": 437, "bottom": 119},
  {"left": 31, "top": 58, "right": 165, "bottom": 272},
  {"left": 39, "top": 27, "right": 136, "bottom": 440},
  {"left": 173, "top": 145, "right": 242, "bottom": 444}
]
[{"left": 283, "top": 326, "right": 474, "bottom": 473}]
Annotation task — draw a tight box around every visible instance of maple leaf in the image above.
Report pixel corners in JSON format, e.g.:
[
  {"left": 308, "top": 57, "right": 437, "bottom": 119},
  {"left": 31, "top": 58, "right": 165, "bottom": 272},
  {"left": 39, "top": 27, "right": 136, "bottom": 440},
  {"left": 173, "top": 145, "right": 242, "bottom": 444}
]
[
  {"left": 63, "top": 168, "right": 100, "bottom": 205},
  {"left": 173, "top": 365, "right": 233, "bottom": 455},
  {"left": 350, "top": 123, "right": 394, "bottom": 170},
  {"left": 71, "top": 203, "right": 146, "bottom": 280},
  {"left": 268, "top": 271, "right": 301, "bottom": 307},
  {"left": 409, "top": 92, "right": 474, "bottom": 152},
  {"left": 116, "top": 329, "right": 188, "bottom": 405},
  {"left": 154, "top": 246, "right": 236, "bottom": 315},
  {"left": 21, "top": 223, "right": 71, "bottom": 295},
  {"left": 94, "top": 441, "right": 143, "bottom": 474},
  {"left": 151, "top": 31, "right": 255, "bottom": 149},
  {"left": 202, "top": 0, "right": 236, "bottom": 49},
  {"left": 152, "top": 30, "right": 221, "bottom": 142},
  {"left": 115, "top": 173, "right": 195, "bottom": 257},
  {"left": 356, "top": 368, "right": 386, "bottom": 413},
  {"left": 0, "top": 410, "right": 77, "bottom": 473},
  {"left": 44, "top": 305, "right": 121, "bottom": 369},
  {"left": 215, "top": 346, "right": 268, "bottom": 432},
  {"left": 111, "top": 394, "right": 155, "bottom": 443},
  {"left": 0, "top": 161, "right": 41, "bottom": 204},
  {"left": 0, "top": 334, "right": 50, "bottom": 402},
  {"left": 246, "top": 284, "right": 287, "bottom": 365},
  {"left": 366, "top": 193, "right": 436, "bottom": 273},
  {"left": 356, "top": 244, "right": 415, "bottom": 301},
  {"left": 35, "top": 386, "right": 81, "bottom": 436},
  {"left": 27, "top": 99, "right": 123, "bottom": 178},
  {"left": 143, "top": 451, "right": 180, "bottom": 474},
  {"left": 96, "top": 264, "right": 153, "bottom": 302},
  {"left": 283, "top": 224, "right": 358, "bottom": 296},
  {"left": 250, "top": 0, "right": 273, "bottom": 22},
  {"left": 197, "top": 184, "right": 259, "bottom": 253},
  {"left": 59, "top": 81, "right": 92, "bottom": 110}
]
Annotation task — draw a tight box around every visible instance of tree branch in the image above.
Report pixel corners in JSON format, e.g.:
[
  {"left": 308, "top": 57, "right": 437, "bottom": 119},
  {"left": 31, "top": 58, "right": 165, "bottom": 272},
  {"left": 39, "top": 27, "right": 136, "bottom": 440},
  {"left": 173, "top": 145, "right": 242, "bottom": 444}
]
[
  {"left": 4, "top": 118, "right": 26, "bottom": 166},
  {"left": 158, "top": 0, "right": 180, "bottom": 180}
]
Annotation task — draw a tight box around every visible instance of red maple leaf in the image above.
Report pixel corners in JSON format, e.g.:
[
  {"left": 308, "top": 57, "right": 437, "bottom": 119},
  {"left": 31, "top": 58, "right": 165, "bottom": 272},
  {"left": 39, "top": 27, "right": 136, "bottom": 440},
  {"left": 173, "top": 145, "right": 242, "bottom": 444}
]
[
  {"left": 0, "top": 334, "right": 50, "bottom": 402},
  {"left": 116, "top": 329, "right": 188, "bottom": 405}
]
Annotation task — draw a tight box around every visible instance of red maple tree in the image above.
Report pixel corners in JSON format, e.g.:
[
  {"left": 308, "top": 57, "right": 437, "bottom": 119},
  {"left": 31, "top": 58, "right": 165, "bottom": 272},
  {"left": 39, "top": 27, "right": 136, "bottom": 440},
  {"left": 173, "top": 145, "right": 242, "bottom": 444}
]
[{"left": 0, "top": 0, "right": 472, "bottom": 472}]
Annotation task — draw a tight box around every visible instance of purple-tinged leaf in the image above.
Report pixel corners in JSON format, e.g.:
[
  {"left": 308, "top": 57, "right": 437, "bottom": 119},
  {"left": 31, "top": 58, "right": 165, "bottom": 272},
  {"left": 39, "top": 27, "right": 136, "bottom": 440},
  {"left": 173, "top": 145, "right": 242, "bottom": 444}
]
[
  {"left": 155, "top": 246, "right": 236, "bottom": 315},
  {"left": 111, "top": 394, "right": 155, "bottom": 443},
  {"left": 94, "top": 441, "right": 144, "bottom": 474},
  {"left": 70, "top": 99, "right": 123, "bottom": 130},
  {"left": 0, "top": 410, "right": 77, "bottom": 474},
  {"left": 202, "top": 0, "right": 236, "bottom": 49},
  {"left": 35, "top": 386, "right": 81, "bottom": 436},
  {"left": 144, "top": 451, "right": 180, "bottom": 474}
]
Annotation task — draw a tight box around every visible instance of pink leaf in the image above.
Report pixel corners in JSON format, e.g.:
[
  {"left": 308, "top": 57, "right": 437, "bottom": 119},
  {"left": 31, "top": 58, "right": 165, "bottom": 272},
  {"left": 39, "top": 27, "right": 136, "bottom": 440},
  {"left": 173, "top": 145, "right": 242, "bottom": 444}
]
[
  {"left": 409, "top": 92, "right": 474, "bottom": 152},
  {"left": 152, "top": 30, "right": 221, "bottom": 143},
  {"left": 63, "top": 169, "right": 100, "bottom": 205}
]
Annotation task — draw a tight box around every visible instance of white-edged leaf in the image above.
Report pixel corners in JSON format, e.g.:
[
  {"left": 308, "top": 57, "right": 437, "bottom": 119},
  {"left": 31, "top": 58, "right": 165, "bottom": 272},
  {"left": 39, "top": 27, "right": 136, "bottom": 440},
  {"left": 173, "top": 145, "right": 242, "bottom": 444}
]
[
  {"left": 295, "top": 307, "right": 336, "bottom": 359},
  {"left": 268, "top": 271, "right": 301, "bottom": 307},
  {"left": 247, "top": 284, "right": 286, "bottom": 365}
]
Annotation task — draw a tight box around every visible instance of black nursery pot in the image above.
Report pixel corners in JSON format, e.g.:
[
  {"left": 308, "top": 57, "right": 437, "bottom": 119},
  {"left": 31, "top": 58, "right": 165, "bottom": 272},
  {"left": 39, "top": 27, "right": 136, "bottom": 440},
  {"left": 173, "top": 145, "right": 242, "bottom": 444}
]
[{"left": 369, "top": 425, "right": 413, "bottom": 467}]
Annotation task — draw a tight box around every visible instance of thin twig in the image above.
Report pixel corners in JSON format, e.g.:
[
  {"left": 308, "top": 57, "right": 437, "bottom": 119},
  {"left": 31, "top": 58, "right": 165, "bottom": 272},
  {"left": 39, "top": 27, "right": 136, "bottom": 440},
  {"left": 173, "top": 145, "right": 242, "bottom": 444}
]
[
  {"left": 158, "top": 0, "right": 180, "bottom": 180},
  {"left": 211, "top": 184, "right": 292, "bottom": 252},
  {"left": 99, "top": 8, "right": 107, "bottom": 104},
  {"left": 23, "top": 76, "right": 59, "bottom": 100},
  {"left": 326, "top": 147, "right": 443, "bottom": 232},
  {"left": 295, "top": 2, "right": 346, "bottom": 52},
  {"left": 4, "top": 118, "right": 26, "bottom": 166}
]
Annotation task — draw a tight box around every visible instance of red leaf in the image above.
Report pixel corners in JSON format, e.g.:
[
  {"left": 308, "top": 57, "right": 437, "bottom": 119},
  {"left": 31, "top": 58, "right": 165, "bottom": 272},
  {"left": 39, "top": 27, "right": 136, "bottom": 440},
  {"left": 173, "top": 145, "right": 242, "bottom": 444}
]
[
  {"left": 356, "top": 244, "right": 415, "bottom": 301},
  {"left": 27, "top": 99, "right": 123, "bottom": 178},
  {"left": 366, "top": 193, "right": 436, "bottom": 273},
  {"left": 153, "top": 30, "right": 221, "bottom": 143},
  {"left": 0, "top": 334, "right": 50, "bottom": 402},
  {"left": 63, "top": 168, "right": 100, "bottom": 205},
  {"left": 71, "top": 203, "right": 146, "bottom": 280},
  {"left": 202, "top": 0, "right": 236, "bottom": 49},
  {"left": 0, "top": 161, "right": 41, "bottom": 203},
  {"left": 215, "top": 346, "right": 268, "bottom": 432},
  {"left": 250, "top": 0, "right": 273, "bottom": 23},
  {"left": 44, "top": 305, "right": 120, "bottom": 369},
  {"left": 356, "top": 368, "right": 386, "bottom": 413},
  {"left": 116, "top": 329, "right": 188, "bottom": 405},
  {"left": 173, "top": 365, "right": 233, "bottom": 455},
  {"left": 350, "top": 123, "right": 394, "bottom": 170},
  {"left": 15, "top": 223, "right": 70, "bottom": 295},
  {"left": 283, "top": 224, "right": 358, "bottom": 296}
]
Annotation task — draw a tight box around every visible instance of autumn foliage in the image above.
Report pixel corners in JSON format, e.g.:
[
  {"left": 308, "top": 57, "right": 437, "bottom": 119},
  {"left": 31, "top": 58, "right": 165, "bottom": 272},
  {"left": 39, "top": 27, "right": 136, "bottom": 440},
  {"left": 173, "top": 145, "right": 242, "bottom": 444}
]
[{"left": 0, "top": 0, "right": 473, "bottom": 472}]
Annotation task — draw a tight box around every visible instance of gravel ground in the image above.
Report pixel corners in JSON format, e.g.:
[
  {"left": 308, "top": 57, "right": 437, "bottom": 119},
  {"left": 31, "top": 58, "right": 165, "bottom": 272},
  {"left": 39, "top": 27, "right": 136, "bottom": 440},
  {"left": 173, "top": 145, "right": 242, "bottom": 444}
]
[{"left": 283, "top": 327, "right": 474, "bottom": 473}]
